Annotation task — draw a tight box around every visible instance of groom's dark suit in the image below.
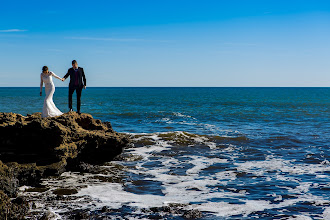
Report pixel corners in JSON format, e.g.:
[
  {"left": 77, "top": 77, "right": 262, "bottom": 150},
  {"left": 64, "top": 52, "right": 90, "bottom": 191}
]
[{"left": 63, "top": 67, "right": 86, "bottom": 113}]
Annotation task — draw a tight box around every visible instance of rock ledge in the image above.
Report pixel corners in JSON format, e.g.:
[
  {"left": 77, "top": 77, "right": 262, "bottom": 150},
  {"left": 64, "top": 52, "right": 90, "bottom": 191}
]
[{"left": 0, "top": 112, "right": 130, "bottom": 219}]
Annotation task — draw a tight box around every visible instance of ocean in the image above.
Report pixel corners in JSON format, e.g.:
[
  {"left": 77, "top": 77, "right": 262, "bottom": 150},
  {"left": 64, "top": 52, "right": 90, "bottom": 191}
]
[{"left": 1, "top": 87, "right": 329, "bottom": 219}]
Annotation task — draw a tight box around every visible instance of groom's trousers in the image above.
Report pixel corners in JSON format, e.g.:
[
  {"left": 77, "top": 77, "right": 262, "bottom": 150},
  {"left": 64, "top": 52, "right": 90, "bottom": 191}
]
[{"left": 69, "top": 86, "right": 83, "bottom": 112}]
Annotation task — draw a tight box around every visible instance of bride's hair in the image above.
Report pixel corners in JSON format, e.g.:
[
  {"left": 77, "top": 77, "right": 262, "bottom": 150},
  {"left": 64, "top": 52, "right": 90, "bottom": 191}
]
[{"left": 42, "top": 66, "right": 48, "bottom": 72}]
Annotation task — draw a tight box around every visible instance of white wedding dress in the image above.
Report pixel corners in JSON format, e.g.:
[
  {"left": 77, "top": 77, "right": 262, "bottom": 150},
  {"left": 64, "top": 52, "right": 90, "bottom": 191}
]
[{"left": 40, "top": 71, "right": 63, "bottom": 118}]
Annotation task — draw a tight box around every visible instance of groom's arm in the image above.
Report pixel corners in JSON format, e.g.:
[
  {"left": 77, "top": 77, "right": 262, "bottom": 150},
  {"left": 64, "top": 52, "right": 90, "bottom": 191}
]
[
  {"left": 82, "top": 68, "right": 86, "bottom": 87},
  {"left": 63, "top": 69, "right": 70, "bottom": 80}
]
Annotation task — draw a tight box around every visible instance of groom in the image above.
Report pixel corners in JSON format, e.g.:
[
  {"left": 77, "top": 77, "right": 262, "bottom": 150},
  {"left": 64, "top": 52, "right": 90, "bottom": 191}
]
[{"left": 63, "top": 60, "right": 87, "bottom": 114}]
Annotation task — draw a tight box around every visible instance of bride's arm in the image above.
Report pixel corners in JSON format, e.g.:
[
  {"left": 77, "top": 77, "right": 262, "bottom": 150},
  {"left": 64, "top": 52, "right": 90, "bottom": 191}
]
[
  {"left": 50, "top": 71, "right": 62, "bottom": 80},
  {"left": 40, "top": 74, "right": 43, "bottom": 95}
]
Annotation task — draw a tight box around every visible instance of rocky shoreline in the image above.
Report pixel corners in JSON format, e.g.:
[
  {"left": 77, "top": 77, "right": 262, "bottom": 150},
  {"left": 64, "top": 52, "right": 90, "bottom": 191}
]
[{"left": 0, "top": 112, "right": 130, "bottom": 219}]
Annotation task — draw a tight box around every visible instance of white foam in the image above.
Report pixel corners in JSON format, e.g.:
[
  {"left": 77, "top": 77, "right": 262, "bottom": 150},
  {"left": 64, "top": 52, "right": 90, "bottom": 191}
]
[
  {"left": 77, "top": 183, "right": 165, "bottom": 209},
  {"left": 130, "top": 131, "right": 239, "bottom": 150},
  {"left": 173, "top": 112, "right": 196, "bottom": 119},
  {"left": 189, "top": 200, "right": 271, "bottom": 217},
  {"left": 234, "top": 156, "right": 330, "bottom": 177},
  {"left": 323, "top": 207, "right": 330, "bottom": 220},
  {"left": 286, "top": 215, "right": 313, "bottom": 220},
  {"left": 186, "top": 155, "right": 227, "bottom": 175},
  {"left": 43, "top": 208, "right": 62, "bottom": 220},
  {"left": 188, "top": 192, "right": 329, "bottom": 218},
  {"left": 116, "top": 135, "right": 329, "bottom": 218},
  {"left": 214, "top": 170, "right": 237, "bottom": 183},
  {"left": 76, "top": 175, "right": 247, "bottom": 214},
  {"left": 288, "top": 182, "right": 312, "bottom": 194}
]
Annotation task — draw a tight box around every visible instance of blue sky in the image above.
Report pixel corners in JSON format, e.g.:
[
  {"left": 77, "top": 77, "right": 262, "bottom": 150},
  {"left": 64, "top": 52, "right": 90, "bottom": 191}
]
[{"left": 1, "top": 0, "right": 330, "bottom": 87}]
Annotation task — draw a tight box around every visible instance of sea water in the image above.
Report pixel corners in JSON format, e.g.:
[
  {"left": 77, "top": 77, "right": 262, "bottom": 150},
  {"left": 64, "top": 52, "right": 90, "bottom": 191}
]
[{"left": 1, "top": 87, "right": 329, "bottom": 219}]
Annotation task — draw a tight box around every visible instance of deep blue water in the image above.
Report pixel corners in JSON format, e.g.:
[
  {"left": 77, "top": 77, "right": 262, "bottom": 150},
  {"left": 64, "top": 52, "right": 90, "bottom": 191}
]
[
  {"left": 2, "top": 87, "right": 330, "bottom": 137},
  {"left": 1, "top": 87, "right": 329, "bottom": 219}
]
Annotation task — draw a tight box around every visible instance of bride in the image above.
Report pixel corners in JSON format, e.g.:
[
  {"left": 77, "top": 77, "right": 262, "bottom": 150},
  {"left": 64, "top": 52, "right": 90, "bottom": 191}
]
[{"left": 40, "top": 66, "right": 64, "bottom": 118}]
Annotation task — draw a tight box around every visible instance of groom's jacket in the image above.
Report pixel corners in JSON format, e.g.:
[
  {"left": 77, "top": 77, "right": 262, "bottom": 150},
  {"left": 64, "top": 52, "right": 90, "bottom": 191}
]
[{"left": 64, "top": 67, "right": 87, "bottom": 88}]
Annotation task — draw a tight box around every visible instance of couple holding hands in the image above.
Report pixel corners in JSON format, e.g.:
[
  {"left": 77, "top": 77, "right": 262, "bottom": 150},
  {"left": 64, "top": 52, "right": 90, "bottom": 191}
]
[{"left": 40, "top": 60, "right": 87, "bottom": 118}]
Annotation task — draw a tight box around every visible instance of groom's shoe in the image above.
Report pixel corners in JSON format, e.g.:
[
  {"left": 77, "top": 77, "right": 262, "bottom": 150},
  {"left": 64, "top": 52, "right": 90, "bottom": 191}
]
[
  {"left": 69, "top": 109, "right": 74, "bottom": 112},
  {"left": 77, "top": 111, "right": 81, "bottom": 115}
]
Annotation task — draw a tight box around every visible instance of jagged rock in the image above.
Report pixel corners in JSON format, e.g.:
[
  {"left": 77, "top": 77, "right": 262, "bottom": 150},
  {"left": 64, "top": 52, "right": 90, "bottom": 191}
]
[
  {"left": 182, "top": 209, "right": 203, "bottom": 219},
  {"left": 0, "top": 161, "right": 28, "bottom": 220},
  {"left": 0, "top": 160, "right": 18, "bottom": 197},
  {"left": 146, "top": 203, "right": 203, "bottom": 219},
  {"left": 0, "top": 190, "right": 29, "bottom": 220},
  {"left": 39, "top": 209, "right": 61, "bottom": 220},
  {"left": 0, "top": 111, "right": 130, "bottom": 219},
  {"left": 65, "top": 209, "right": 90, "bottom": 219},
  {"left": 0, "top": 112, "right": 129, "bottom": 166}
]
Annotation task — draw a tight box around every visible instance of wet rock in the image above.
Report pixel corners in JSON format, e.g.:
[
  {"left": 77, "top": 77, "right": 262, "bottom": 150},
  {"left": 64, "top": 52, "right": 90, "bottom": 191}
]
[
  {"left": 65, "top": 160, "right": 98, "bottom": 173},
  {"left": 0, "top": 160, "right": 18, "bottom": 197},
  {"left": 0, "top": 190, "right": 29, "bottom": 220},
  {"left": 101, "top": 206, "right": 111, "bottom": 212},
  {"left": 39, "top": 209, "right": 61, "bottom": 220},
  {"left": 148, "top": 214, "right": 163, "bottom": 219},
  {"left": 113, "top": 152, "right": 144, "bottom": 161},
  {"left": 182, "top": 209, "right": 203, "bottom": 219},
  {"left": 65, "top": 209, "right": 90, "bottom": 219},
  {"left": 148, "top": 204, "right": 203, "bottom": 219},
  {"left": 11, "top": 196, "right": 24, "bottom": 205},
  {"left": 149, "top": 206, "right": 181, "bottom": 215},
  {"left": 25, "top": 186, "right": 49, "bottom": 192},
  {"left": 52, "top": 188, "right": 78, "bottom": 196}
]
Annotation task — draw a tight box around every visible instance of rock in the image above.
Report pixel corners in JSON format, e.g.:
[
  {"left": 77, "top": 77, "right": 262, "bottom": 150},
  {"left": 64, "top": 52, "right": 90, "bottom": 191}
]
[
  {"left": 0, "top": 111, "right": 130, "bottom": 219},
  {"left": 0, "top": 161, "right": 29, "bottom": 219},
  {"left": 52, "top": 188, "right": 78, "bottom": 196},
  {"left": 0, "top": 190, "right": 29, "bottom": 220},
  {"left": 65, "top": 209, "right": 90, "bottom": 219},
  {"left": 39, "top": 209, "right": 61, "bottom": 220},
  {"left": 149, "top": 206, "right": 181, "bottom": 214},
  {"left": 148, "top": 204, "right": 203, "bottom": 219},
  {"left": 0, "top": 112, "right": 129, "bottom": 166},
  {"left": 101, "top": 206, "right": 112, "bottom": 212},
  {"left": 0, "top": 160, "right": 18, "bottom": 197},
  {"left": 182, "top": 209, "right": 203, "bottom": 219}
]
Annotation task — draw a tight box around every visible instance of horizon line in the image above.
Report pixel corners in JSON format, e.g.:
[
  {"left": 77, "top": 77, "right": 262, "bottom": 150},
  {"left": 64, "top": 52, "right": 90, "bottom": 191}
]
[{"left": 1, "top": 86, "right": 329, "bottom": 88}]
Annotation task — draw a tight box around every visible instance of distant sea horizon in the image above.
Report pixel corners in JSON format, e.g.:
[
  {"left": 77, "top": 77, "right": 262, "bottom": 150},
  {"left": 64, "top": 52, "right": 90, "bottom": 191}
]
[{"left": 1, "top": 86, "right": 330, "bottom": 88}]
